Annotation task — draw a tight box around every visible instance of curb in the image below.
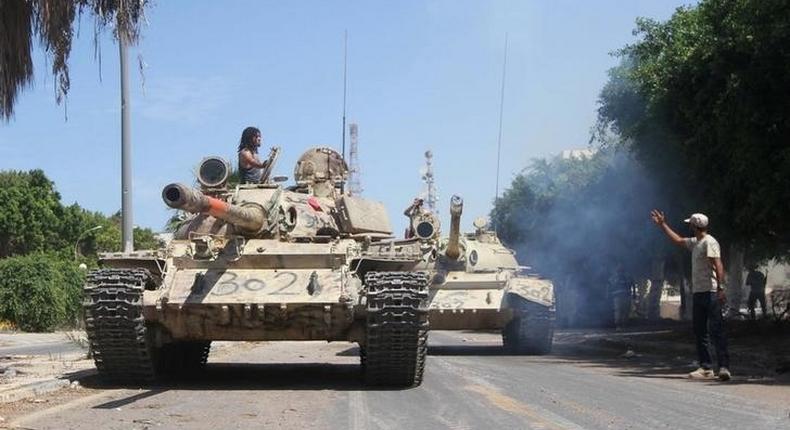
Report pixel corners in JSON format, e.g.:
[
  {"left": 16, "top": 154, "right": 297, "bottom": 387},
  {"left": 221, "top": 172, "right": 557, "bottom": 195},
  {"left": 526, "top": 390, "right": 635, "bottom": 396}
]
[
  {"left": 0, "top": 379, "right": 71, "bottom": 404},
  {"left": 0, "top": 368, "right": 95, "bottom": 404}
]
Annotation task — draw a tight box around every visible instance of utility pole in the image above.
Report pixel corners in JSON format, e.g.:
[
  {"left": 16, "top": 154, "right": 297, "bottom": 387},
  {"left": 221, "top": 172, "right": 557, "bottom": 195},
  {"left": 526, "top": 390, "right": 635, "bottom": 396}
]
[
  {"left": 120, "top": 31, "right": 133, "bottom": 253},
  {"left": 348, "top": 123, "right": 363, "bottom": 196}
]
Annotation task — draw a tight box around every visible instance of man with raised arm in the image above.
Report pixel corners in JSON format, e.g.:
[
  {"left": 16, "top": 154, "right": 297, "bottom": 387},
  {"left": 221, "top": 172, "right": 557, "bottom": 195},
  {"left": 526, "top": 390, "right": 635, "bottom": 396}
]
[{"left": 650, "top": 210, "right": 731, "bottom": 381}]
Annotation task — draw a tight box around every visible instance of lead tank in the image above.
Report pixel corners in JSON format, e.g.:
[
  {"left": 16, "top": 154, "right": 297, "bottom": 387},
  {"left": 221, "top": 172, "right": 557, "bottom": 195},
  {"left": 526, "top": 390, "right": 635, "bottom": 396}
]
[{"left": 84, "top": 147, "right": 430, "bottom": 387}]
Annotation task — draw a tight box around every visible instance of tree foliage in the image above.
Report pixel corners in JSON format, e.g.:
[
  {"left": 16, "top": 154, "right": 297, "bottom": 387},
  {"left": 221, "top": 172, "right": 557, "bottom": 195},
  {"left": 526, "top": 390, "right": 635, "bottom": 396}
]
[
  {"left": 491, "top": 150, "right": 666, "bottom": 281},
  {"left": 0, "top": 0, "right": 149, "bottom": 120},
  {"left": 0, "top": 170, "right": 161, "bottom": 259},
  {"left": 0, "top": 170, "right": 62, "bottom": 257},
  {"left": 491, "top": 149, "right": 678, "bottom": 325},
  {"left": 0, "top": 169, "right": 162, "bottom": 331},
  {"left": 597, "top": 0, "right": 790, "bottom": 259},
  {"left": 91, "top": 211, "right": 162, "bottom": 253},
  {"left": 0, "top": 253, "right": 84, "bottom": 332}
]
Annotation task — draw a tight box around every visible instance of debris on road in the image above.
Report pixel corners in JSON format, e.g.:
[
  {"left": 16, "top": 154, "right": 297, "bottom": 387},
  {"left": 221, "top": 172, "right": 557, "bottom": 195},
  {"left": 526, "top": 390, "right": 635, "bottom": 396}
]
[{"left": 621, "top": 349, "right": 637, "bottom": 358}]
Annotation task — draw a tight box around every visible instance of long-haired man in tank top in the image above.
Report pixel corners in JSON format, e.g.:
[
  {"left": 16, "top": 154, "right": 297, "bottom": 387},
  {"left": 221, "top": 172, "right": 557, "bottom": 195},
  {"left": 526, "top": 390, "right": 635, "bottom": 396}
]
[{"left": 237, "top": 126, "right": 268, "bottom": 184}]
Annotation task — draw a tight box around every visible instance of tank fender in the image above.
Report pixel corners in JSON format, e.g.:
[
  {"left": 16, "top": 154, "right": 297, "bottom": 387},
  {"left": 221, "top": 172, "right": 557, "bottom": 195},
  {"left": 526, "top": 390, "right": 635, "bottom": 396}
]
[{"left": 505, "top": 276, "right": 554, "bottom": 308}]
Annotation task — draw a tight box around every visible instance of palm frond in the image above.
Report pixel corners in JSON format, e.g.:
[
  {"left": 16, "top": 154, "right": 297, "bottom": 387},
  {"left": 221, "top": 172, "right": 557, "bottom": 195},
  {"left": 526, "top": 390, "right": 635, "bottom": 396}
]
[{"left": 0, "top": 0, "right": 149, "bottom": 121}]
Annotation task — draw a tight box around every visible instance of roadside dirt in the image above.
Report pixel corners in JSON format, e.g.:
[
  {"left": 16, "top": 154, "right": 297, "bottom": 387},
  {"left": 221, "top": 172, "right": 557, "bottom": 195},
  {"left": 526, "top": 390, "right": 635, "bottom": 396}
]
[
  {"left": 557, "top": 319, "right": 790, "bottom": 378},
  {"left": 1, "top": 353, "right": 91, "bottom": 385},
  {"left": 0, "top": 352, "right": 94, "bottom": 427},
  {"left": 0, "top": 340, "right": 264, "bottom": 426}
]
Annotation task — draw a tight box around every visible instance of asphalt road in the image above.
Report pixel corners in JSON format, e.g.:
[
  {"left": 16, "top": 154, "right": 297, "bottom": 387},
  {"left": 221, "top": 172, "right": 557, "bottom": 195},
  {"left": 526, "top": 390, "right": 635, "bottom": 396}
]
[{"left": 6, "top": 331, "right": 789, "bottom": 430}]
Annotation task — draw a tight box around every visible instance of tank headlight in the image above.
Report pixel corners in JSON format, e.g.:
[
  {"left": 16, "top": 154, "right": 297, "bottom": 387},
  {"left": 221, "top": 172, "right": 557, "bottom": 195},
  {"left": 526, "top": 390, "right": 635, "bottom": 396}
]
[{"left": 197, "top": 156, "right": 230, "bottom": 188}]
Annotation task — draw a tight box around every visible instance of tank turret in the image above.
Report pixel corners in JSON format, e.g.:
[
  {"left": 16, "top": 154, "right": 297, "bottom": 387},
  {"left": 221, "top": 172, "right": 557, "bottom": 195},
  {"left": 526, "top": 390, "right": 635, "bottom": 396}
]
[
  {"left": 444, "top": 195, "right": 463, "bottom": 260},
  {"left": 162, "top": 183, "right": 268, "bottom": 233}
]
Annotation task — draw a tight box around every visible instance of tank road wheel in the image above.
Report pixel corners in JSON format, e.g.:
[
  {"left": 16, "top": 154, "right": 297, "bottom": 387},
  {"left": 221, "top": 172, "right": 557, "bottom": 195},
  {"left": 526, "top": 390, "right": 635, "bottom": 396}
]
[
  {"left": 83, "top": 269, "right": 158, "bottom": 384},
  {"left": 362, "top": 271, "right": 429, "bottom": 387},
  {"left": 502, "top": 295, "right": 555, "bottom": 355}
]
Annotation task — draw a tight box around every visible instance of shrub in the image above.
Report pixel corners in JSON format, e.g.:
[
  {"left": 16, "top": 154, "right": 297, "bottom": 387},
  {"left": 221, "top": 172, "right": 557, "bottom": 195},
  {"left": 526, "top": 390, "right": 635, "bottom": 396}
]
[{"left": 0, "top": 254, "right": 85, "bottom": 332}]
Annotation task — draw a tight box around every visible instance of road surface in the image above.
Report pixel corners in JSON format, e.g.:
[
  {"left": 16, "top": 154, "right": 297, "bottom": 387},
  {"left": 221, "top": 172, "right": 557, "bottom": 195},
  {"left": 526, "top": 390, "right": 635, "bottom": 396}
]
[{"left": 4, "top": 331, "right": 788, "bottom": 429}]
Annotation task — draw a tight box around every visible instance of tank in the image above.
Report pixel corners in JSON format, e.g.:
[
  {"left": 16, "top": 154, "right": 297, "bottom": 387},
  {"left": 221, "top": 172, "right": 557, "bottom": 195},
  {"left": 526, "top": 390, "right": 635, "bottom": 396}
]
[
  {"left": 399, "top": 195, "right": 555, "bottom": 353},
  {"left": 83, "top": 147, "right": 430, "bottom": 387}
]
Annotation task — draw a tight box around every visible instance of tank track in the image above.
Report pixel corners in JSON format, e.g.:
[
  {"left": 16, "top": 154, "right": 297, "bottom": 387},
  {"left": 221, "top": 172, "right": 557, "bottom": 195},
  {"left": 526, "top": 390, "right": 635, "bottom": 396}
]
[
  {"left": 502, "top": 295, "right": 555, "bottom": 355},
  {"left": 83, "top": 269, "right": 158, "bottom": 383},
  {"left": 362, "top": 271, "right": 429, "bottom": 387}
]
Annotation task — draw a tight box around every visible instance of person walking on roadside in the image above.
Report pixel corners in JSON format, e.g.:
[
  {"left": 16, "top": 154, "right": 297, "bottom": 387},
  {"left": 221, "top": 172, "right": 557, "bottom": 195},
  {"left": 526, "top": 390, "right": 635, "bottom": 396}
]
[
  {"left": 745, "top": 265, "right": 768, "bottom": 320},
  {"left": 608, "top": 263, "right": 634, "bottom": 330},
  {"left": 402, "top": 198, "right": 425, "bottom": 238},
  {"left": 650, "top": 210, "right": 731, "bottom": 381}
]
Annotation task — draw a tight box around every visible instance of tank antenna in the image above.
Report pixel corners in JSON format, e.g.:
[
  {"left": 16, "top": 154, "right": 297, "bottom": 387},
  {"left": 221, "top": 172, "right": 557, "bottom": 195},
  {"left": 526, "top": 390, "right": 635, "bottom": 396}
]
[
  {"left": 348, "top": 123, "right": 363, "bottom": 196},
  {"left": 341, "top": 29, "right": 348, "bottom": 162},
  {"left": 494, "top": 32, "right": 508, "bottom": 202}
]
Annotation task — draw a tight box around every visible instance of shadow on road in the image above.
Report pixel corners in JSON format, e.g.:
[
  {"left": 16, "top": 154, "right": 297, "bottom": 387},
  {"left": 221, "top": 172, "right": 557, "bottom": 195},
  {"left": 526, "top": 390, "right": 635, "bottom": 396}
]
[
  {"left": 428, "top": 345, "right": 512, "bottom": 356},
  {"left": 547, "top": 338, "right": 790, "bottom": 387},
  {"left": 339, "top": 343, "right": 519, "bottom": 357},
  {"left": 93, "top": 389, "right": 168, "bottom": 409},
  {"left": 74, "top": 360, "right": 416, "bottom": 394}
]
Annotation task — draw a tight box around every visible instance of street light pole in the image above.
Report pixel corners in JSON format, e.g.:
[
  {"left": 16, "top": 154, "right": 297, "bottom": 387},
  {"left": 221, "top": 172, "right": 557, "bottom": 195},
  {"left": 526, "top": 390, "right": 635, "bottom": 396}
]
[
  {"left": 120, "top": 30, "right": 134, "bottom": 254},
  {"left": 74, "top": 226, "right": 104, "bottom": 260}
]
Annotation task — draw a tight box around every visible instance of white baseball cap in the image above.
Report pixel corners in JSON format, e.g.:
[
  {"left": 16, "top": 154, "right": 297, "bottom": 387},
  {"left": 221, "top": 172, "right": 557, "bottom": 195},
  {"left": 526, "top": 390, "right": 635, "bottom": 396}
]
[{"left": 684, "top": 213, "right": 709, "bottom": 228}]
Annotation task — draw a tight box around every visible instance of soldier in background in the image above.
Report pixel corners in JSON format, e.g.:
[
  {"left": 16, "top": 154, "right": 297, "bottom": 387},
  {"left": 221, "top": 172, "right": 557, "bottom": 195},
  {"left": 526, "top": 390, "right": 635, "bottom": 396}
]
[
  {"left": 745, "top": 265, "right": 768, "bottom": 320},
  {"left": 608, "top": 263, "right": 634, "bottom": 329},
  {"left": 403, "top": 198, "right": 425, "bottom": 238}
]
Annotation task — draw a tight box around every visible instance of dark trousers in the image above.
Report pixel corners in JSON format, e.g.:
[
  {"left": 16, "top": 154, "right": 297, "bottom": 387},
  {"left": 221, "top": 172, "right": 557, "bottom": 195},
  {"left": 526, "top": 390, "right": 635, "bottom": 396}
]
[
  {"left": 692, "top": 292, "right": 730, "bottom": 369},
  {"left": 748, "top": 290, "right": 767, "bottom": 319}
]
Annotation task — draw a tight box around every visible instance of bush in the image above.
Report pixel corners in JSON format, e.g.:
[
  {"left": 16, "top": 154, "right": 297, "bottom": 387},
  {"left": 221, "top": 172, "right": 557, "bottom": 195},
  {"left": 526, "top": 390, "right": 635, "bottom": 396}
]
[{"left": 0, "top": 254, "right": 85, "bottom": 332}]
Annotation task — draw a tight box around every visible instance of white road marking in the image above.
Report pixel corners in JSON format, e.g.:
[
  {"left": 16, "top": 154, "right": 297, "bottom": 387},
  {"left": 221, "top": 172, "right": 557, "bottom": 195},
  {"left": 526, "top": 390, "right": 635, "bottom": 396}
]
[{"left": 348, "top": 390, "right": 370, "bottom": 430}]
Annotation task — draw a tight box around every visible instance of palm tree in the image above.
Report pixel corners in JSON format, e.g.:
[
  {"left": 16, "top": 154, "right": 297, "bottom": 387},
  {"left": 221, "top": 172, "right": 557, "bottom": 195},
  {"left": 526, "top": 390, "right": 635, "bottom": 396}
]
[{"left": 0, "top": 0, "right": 149, "bottom": 121}]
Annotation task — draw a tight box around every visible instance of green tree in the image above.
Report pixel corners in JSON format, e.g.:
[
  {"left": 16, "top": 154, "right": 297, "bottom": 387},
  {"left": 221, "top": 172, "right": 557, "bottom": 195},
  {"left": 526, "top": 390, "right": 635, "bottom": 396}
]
[
  {"left": 0, "top": 253, "right": 84, "bottom": 331},
  {"left": 492, "top": 150, "right": 664, "bottom": 280},
  {"left": 491, "top": 149, "right": 672, "bottom": 325},
  {"left": 91, "top": 211, "right": 162, "bottom": 252},
  {"left": 0, "top": 169, "right": 163, "bottom": 261},
  {"left": 0, "top": 170, "right": 63, "bottom": 257},
  {"left": 597, "top": 0, "right": 790, "bottom": 259}
]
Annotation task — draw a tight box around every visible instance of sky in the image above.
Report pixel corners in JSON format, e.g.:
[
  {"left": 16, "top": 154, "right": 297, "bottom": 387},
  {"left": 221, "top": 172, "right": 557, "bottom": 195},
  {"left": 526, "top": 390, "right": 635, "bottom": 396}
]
[{"left": 1, "top": 0, "right": 693, "bottom": 237}]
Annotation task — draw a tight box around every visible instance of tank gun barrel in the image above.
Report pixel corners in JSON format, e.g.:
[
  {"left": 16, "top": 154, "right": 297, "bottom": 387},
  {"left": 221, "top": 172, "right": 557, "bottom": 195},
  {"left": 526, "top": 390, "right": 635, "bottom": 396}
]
[
  {"left": 445, "top": 195, "right": 463, "bottom": 260},
  {"left": 162, "top": 183, "right": 266, "bottom": 232}
]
